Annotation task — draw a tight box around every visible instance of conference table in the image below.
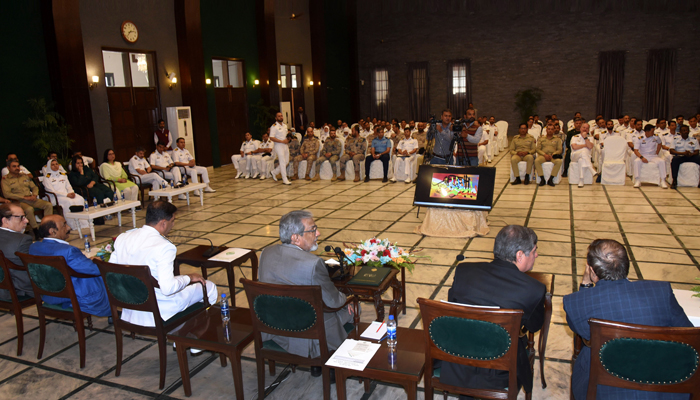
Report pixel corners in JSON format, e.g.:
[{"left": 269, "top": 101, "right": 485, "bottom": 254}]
[{"left": 673, "top": 289, "right": 700, "bottom": 327}]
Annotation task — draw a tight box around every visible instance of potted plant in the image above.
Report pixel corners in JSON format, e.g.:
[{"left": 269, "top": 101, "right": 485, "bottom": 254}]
[
  {"left": 251, "top": 99, "right": 279, "bottom": 139},
  {"left": 514, "top": 88, "right": 543, "bottom": 124},
  {"left": 24, "top": 98, "right": 74, "bottom": 169}
]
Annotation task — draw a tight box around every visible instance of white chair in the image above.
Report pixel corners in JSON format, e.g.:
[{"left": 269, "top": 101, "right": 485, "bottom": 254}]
[
  {"left": 567, "top": 119, "right": 574, "bottom": 131},
  {"left": 648, "top": 118, "right": 657, "bottom": 127},
  {"left": 677, "top": 163, "right": 700, "bottom": 187},
  {"left": 495, "top": 121, "right": 509, "bottom": 151},
  {"left": 509, "top": 161, "right": 535, "bottom": 182},
  {"left": 490, "top": 125, "right": 500, "bottom": 156},
  {"left": 569, "top": 160, "right": 594, "bottom": 185},
  {"left": 639, "top": 162, "right": 663, "bottom": 185},
  {"left": 536, "top": 161, "right": 563, "bottom": 185},
  {"left": 367, "top": 140, "right": 394, "bottom": 180},
  {"left": 588, "top": 119, "right": 596, "bottom": 128},
  {"left": 393, "top": 154, "right": 418, "bottom": 182},
  {"left": 600, "top": 136, "right": 627, "bottom": 185}
]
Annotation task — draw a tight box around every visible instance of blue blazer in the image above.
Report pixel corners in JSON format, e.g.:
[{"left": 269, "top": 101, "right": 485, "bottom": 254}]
[
  {"left": 564, "top": 279, "right": 693, "bottom": 400},
  {"left": 29, "top": 239, "right": 111, "bottom": 317}
]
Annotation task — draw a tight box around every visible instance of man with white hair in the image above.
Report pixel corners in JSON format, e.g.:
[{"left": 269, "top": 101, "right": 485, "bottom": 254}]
[{"left": 632, "top": 124, "right": 668, "bottom": 189}]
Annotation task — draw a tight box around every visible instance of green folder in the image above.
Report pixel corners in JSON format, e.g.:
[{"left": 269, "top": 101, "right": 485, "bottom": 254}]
[{"left": 347, "top": 265, "right": 392, "bottom": 286}]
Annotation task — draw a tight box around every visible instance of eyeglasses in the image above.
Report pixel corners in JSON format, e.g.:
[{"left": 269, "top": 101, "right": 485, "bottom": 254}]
[
  {"left": 301, "top": 225, "right": 318, "bottom": 234},
  {"left": 8, "top": 215, "right": 27, "bottom": 220}
]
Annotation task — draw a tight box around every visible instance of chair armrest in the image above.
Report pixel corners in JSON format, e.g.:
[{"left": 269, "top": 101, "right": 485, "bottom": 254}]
[
  {"left": 128, "top": 172, "right": 144, "bottom": 187},
  {"left": 98, "top": 176, "right": 117, "bottom": 192},
  {"left": 151, "top": 276, "right": 211, "bottom": 307},
  {"left": 324, "top": 294, "right": 357, "bottom": 313},
  {"left": 153, "top": 169, "right": 166, "bottom": 179},
  {"left": 43, "top": 189, "right": 60, "bottom": 206}
]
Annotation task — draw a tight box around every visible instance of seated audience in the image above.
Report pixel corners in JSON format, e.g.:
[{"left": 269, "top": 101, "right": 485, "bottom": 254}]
[
  {"left": 68, "top": 156, "right": 116, "bottom": 205},
  {"left": 29, "top": 215, "right": 111, "bottom": 317},
  {"left": 172, "top": 138, "right": 215, "bottom": 194},
  {"left": 99, "top": 149, "right": 139, "bottom": 202},
  {"left": 110, "top": 200, "right": 217, "bottom": 327},
  {"left": 1, "top": 153, "right": 32, "bottom": 178},
  {"left": 2, "top": 159, "right": 53, "bottom": 237},
  {"left": 232, "top": 132, "right": 261, "bottom": 179},
  {"left": 564, "top": 239, "right": 692, "bottom": 400},
  {"left": 255, "top": 132, "right": 274, "bottom": 180},
  {"left": 258, "top": 210, "right": 353, "bottom": 376},
  {"left": 669, "top": 125, "right": 700, "bottom": 189},
  {"left": 70, "top": 150, "right": 94, "bottom": 171},
  {"left": 570, "top": 123, "right": 597, "bottom": 188},
  {"left": 42, "top": 159, "right": 88, "bottom": 230},
  {"left": 313, "top": 128, "right": 342, "bottom": 181},
  {"left": 40, "top": 151, "right": 66, "bottom": 176},
  {"left": 535, "top": 123, "right": 563, "bottom": 186},
  {"left": 293, "top": 128, "right": 320, "bottom": 181},
  {"left": 563, "top": 118, "right": 584, "bottom": 177},
  {"left": 287, "top": 132, "right": 301, "bottom": 180},
  {"left": 632, "top": 124, "right": 667, "bottom": 189},
  {"left": 688, "top": 116, "right": 700, "bottom": 137},
  {"left": 391, "top": 127, "right": 419, "bottom": 183},
  {"left": 149, "top": 142, "right": 184, "bottom": 190},
  {"left": 442, "top": 225, "right": 545, "bottom": 397},
  {"left": 655, "top": 118, "right": 670, "bottom": 136},
  {"left": 338, "top": 125, "right": 366, "bottom": 182},
  {"left": 509, "top": 123, "right": 536, "bottom": 185},
  {"left": 364, "top": 127, "right": 392, "bottom": 182},
  {"left": 128, "top": 147, "right": 168, "bottom": 189},
  {"left": 0, "top": 203, "right": 34, "bottom": 300}
]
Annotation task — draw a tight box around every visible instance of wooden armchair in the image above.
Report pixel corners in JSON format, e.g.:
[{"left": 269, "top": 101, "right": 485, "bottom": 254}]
[
  {"left": 94, "top": 259, "right": 209, "bottom": 389},
  {"left": 122, "top": 164, "right": 152, "bottom": 207},
  {"left": 0, "top": 250, "right": 36, "bottom": 356},
  {"left": 417, "top": 297, "right": 527, "bottom": 400},
  {"left": 16, "top": 252, "right": 99, "bottom": 368},
  {"left": 240, "top": 278, "right": 357, "bottom": 400},
  {"left": 31, "top": 174, "right": 61, "bottom": 216}
]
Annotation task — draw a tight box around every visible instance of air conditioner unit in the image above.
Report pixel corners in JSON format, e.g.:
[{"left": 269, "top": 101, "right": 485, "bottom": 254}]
[{"left": 166, "top": 106, "right": 195, "bottom": 157}]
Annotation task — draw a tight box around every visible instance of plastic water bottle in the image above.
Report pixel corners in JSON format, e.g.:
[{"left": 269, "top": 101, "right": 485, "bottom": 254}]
[
  {"left": 388, "top": 346, "right": 397, "bottom": 370},
  {"left": 84, "top": 199, "right": 89, "bottom": 211},
  {"left": 114, "top": 192, "right": 119, "bottom": 204},
  {"left": 220, "top": 293, "right": 230, "bottom": 323},
  {"left": 84, "top": 235, "right": 91, "bottom": 254},
  {"left": 93, "top": 197, "right": 98, "bottom": 209},
  {"left": 170, "top": 180, "right": 174, "bottom": 189},
  {"left": 386, "top": 315, "right": 397, "bottom": 348},
  {"left": 121, "top": 192, "right": 125, "bottom": 203},
  {"left": 161, "top": 182, "right": 167, "bottom": 189}
]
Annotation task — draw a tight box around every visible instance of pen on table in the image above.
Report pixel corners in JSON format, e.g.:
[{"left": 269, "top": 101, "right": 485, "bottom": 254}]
[
  {"left": 378, "top": 334, "right": 388, "bottom": 342},
  {"left": 376, "top": 321, "right": 385, "bottom": 332}
]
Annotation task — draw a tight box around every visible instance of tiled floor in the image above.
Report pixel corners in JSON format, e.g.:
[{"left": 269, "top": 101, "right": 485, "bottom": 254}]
[{"left": 1, "top": 148, "right": 699, "bottom": 399}]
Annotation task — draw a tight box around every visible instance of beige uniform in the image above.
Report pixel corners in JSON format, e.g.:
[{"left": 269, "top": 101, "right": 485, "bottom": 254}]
[
  {"left": 340, "top": 136, "right": 367, "bottom": 172},
  {"left": 509, "top": 134, "right": 537, "bottom": 176},
  {"left": 535, "top": 136, "right": 563, "bottom": 176},
  {"left": 315, "top": 138, "right": 342, "bottom": 175},
  {"left": 293, "top": 137, "right": 320, "bottom": 176},
  {"left": 1, "top": 173, "right": 53, "bottom": 229}
]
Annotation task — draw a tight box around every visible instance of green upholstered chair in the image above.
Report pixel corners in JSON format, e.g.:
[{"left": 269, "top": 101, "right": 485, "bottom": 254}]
[
  {"left": 16, "top": 252, "right": 98, "bottom": 368},
  {"left": 587, "top": 318, "right": 700, "bottom": 399},
  {"left": 93, "top": 259, "right": 209, "bottom": 390},
  {"left": 240, "top": 278, "right": 356, "bottom": 400},
  {"left": 417, "top": 298, "right": 527, "bottom": 400},
  {"left": 0, "top": 250, "right": 36, "bottom": 356}
]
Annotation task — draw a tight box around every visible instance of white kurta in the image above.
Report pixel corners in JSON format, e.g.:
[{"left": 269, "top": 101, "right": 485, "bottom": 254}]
[{"left": 110, "top": 225, "right": 217, "bottom": 327}]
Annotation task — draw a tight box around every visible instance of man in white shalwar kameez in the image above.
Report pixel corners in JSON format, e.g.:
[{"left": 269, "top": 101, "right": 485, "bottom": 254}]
[{"left": 110, "top": 200, "right": 217, "bottom": 328}]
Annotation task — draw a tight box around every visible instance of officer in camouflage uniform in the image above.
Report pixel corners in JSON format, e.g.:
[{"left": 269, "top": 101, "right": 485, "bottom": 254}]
[
  {"left": 339, "top": 125, "right": 367, "bottom": 182},
  {"left": 293, "top": 127, "right": 320, "bottom": 180},
  {"left": 2, "top": 160, "right": 53, "bottom": 236},
  {"left": 535, "top": 123, "right": 563, "bottom": 186},
  {"left": 510, "top": 123, "right": 537, "bottom": 185},
  {"left": 286, "top": 133, "right": 301, "bottom": 180},
  {"left": 313, "top": 128, "right": 342, "bottom": 181}
]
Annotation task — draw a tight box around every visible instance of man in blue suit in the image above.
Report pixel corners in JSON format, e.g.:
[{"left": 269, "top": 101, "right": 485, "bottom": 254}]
[
  {"left": 564, "top": 239, "right": 692, "bottom": 399},
  {"left": 29, "top": 215, "right": 110, "bottom": 317}
]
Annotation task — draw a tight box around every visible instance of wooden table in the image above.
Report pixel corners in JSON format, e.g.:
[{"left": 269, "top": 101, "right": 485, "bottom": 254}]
[
  {"left": 64, "top": 200, "right": 139, "bottom": 241},
  {"left": 335, "top": 323, "right": 425, "bottom": 400},
  {"left": 149, "top": 182, "right": 206, "bottom": 206},
  {"left": 167, "top": 307, "right": 253, "bottom": 399},
  {"left": 525, "top": 271, "right": 554, "bottom": 390},
  {"left": 673, "top": 289, "right": 700, "bottom": 327},
  {"left": 174, "top": 245, "right": 258, "bottom": 308},
  {"left": 334, "top": 265, "right": 404, "bottom": 326}
]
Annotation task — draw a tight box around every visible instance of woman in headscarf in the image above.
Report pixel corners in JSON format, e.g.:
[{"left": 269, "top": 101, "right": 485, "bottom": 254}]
[
  {"left": 41, "top": 159, "right": 88, "bottom": 229},
  {"left": 99, "top": 149, "right": 139, "bottom": 202},
  {"left": 68, "top": 155, "right": 115, "bottom": 205}
]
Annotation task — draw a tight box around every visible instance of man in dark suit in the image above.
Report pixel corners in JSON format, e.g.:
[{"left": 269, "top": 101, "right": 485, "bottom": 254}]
[
  {"left": 0, "top": 203, "right": 34, "bottom": 300},
  {"left": 564, "top": 239, "right": 692, "bottom": 400},
  {"left": 295, "top": 106, "right": 308, "bottom": 133},
  {"left": 259, "top": 210, "right": 353, "bottom": 377},
  {"left": 443, "top": 225, "right": 546, "bottom": 398}
]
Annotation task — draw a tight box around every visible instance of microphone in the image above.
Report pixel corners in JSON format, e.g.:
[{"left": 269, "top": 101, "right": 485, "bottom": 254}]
[
  {"left": 202, "top": 237, "right": 226, "bottom": 258},
  {"left": 456, "top": 254, "right": 465, "bottom": 262}
]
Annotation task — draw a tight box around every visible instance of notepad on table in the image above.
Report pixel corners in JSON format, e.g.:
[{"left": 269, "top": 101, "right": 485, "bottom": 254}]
[
  {"left": 208, "top": 248, "right": 251, "bottom": 262},
  {"left": 360, "top": 320, "right": 388, "bottom": 340}
]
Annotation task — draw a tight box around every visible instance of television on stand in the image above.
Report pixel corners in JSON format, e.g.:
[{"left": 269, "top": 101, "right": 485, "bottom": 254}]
[{"left": 413, "top": 164, "right": 496, "bottom": 211}]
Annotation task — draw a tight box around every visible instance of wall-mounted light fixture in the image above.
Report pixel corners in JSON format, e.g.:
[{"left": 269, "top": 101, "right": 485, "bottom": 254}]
[
  {"left": 277, "top": 80, "right": 281, "bottom": 85},
  {"left": 309, "top": 80, "right": 314, "bottom": 86},
  {"left": 89, "top": 75, "right": 99, "bottom": 90},
  {"left": 166, "top": 72, "right": 177, "bottom": 90},
  {"left": 206, "top": 78, "right": 212, "bottom": 85},
  {"left": 254, "top": 79, "right": 260, "bottom": 86}
]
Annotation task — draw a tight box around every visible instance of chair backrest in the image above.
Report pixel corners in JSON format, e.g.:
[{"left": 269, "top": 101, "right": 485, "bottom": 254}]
[
  {"left": 602, "top": 136, "right": 628, "bottom": 162},
  {"left": 0, "top": 250, "right": 22, "bottom": 301},
  {"left": 16, "top": 252, "right": 85, "bottom": 312},
  {"left": 93, "top": 259, "right": 164, "bottom": 320},
  {"left": 494, "top": 121, "right": 508, "bottom": 137},
  {"left": 588, "top": 318, "right": 700, "bottom": 398},
  {"left": 241, "top": 278, "right": 329, "bottom": 356},
  {"left": 417, "top": 298, "right": 523, "bottom": 398},
  {"left": 648, "top": 118, "right": 658, "bottom": 126}
]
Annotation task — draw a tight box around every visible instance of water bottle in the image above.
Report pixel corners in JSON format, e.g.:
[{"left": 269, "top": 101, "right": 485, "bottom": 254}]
[
  {"left": 170, "top": 180, "right": 174, "bottom": 189},
  {"left": 93, "top": 197, "right": 98, "bottom": 209},
  {"left": 121, "top": 192, "right": 125, "bottom": 202},
  {"left": 223, "top": 321, "right": 232, "bottom": 343},
  {"left": 161, "top": 182, "right": 167, "bottom": 190},
  {"left": 220, "top": 293, "right": 230, "bottom": 323},
  {"left": 386, "top": 315, "right": 397, "bottom": 348},
  {"left": 84, "top": 235, "right": 91, "bottom": 254},
  {"left": 387, "top": 346, "right": 397, "bottom": 370},
  {"left": 114, "top": 192, "right": 119, "bottom": 204},
  {"left": 84, "top": 199, "right": 89, "bottom": 211}
]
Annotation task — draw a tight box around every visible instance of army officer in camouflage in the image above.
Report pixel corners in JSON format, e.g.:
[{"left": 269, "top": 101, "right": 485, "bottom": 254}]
[
  {"left": 2, "top": 160, "right": 53, "bottom": 236},
  {"left": 510, "top": 123, "right": 537, "bottom": 185},
  {"left": 535, "top": 123, "right": 563, "bottom": 186},
  {"left": 292, "top": 127, "right": 320, "bottom": 180},
  {"left": 313, "top": 128, "right": 342, "bottom": 181},
  {"left": 339, "top": 126, "right": 367, "bottom": 182}
]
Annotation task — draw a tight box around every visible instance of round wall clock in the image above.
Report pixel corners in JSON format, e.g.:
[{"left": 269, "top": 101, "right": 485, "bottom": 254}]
[{"left": 121, "top": 21, "right": 138, "bottom": 43}]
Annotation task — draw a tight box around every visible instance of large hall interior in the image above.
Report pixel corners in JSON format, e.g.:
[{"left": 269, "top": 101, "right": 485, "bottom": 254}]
[{"left": 1, "top": 1, "right": 700, "bottom": 399}]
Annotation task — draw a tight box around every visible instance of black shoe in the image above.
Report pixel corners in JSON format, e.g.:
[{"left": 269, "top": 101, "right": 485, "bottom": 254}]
[
  {"left": 538, "top": 177, "right": 546, "bottom": 186},
  {"left": 671, "top": 179, "right": 678, "bottom": 189},
  {"left": 382, "top": 177, "right": 388, "bottom": 183},
  {"left": 547, "top": 177, "right": 555, "bottom": 187},
  {"left": 310, "top": 366, "right": 322, "bottom": 377},
  {"left": 523, "top": 174, "right": 530, "bottom": 185},
  {"left": 596, "top": 174, "right": 601, "bottom": 183},
  {"left": 562, "top": 172, "right": 568, "bottom": 178},
  {"left": 512, "top": 177, "right": 521, "bottom": 185},
  {"left": 108, "top": 316, "right": 113, "bottom": 325},
  {"left": 364, "top": 176, "right": 370, "bottom": 182}
]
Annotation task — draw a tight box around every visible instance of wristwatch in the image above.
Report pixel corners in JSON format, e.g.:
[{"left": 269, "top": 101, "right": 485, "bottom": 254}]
[{"left": 579, "top": 282, "right": 594, "bottom": 288}]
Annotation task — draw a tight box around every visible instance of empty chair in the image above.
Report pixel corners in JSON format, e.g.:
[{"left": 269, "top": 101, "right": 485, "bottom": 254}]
[{"left": 600, "top": 136, "right": 628, "bottom": 185}]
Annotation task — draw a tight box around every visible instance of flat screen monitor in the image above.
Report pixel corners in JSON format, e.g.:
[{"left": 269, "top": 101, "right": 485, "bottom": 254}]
[{"left": 413, "top": 165, "right": 496, "bottom": 211}]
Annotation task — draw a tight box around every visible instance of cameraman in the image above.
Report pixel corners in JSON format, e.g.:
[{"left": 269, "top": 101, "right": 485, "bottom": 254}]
[
  {"left": 454, "top": 108, "right": 483, "bottom": 166},
  {"left": 428, "top": 109, "right": 457, "bottom": 164}
]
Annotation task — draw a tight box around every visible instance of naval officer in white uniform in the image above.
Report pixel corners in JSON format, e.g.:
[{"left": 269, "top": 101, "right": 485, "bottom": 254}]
[
  {"left": 110, "top": 200, "right": 218, "bottom": 327},
  {"left": 232, "top": 132, "right": 261, "bottom": 179},
  {"left": 129, "top": 147, "right": 168, "bottom": 189},
  {"left": 633, "top": 124, "right": 668, "bottom": 189},
  {"left": 41, "top": 159, "right": 88, "bottom": 230},
  {"left": 172, "top": 138, "right": 215, "bottom": 195},
  {"left": 268, "top": 112, "right": 292, "bottom": 185}
]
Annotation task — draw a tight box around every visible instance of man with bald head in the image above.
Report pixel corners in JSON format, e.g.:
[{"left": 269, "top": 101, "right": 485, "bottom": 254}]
[
  {"left": 0, "top": 203, "right": 34, "bottom": 300},
  {"left": 29, "top": 215, "right": 111, "bottom": 317}
]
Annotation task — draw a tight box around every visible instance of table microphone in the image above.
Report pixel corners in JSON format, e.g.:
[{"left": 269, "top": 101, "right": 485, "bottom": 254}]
[
  {"left": 456, "top": 254, "right": 465, "bottom": 262},
  {"left": 202, "top": 237, "right": 226, "bottom": 258}
]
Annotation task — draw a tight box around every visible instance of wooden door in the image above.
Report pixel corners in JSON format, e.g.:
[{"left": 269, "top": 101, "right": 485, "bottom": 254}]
[
  {"left": 107, "top": 87, "right": 136, "bottom": 162},
  {"left": 215, "top": 87, "right": 249, "bottom": 165},
  {"left": 133, "top": 87, "right": 159, "bottom": 153}
]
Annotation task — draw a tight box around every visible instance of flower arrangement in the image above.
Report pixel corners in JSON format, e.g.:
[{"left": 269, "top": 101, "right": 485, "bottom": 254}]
[
  {"left": 96, "top": 237, "right": 116, "bottom": 262},
  {"left": 343, "top": 238, "right": 425, "bottom": 273},
  {"left": 692, "top": 277, "right": 699, "bottom": 299}
]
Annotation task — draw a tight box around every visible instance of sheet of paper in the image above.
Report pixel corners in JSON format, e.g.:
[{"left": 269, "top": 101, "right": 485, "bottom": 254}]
[
  {"left": 325, "top": 258, "right": 340, "bottom": 266},
  {"left": 360, "top": 321, "right": 387, "bottom": 340},
  {"left": 325, "top": 339, "right": 381, "bottom": 371},
  {"left": 208, "top": 248, "right": 251, "bottom": 262}
]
